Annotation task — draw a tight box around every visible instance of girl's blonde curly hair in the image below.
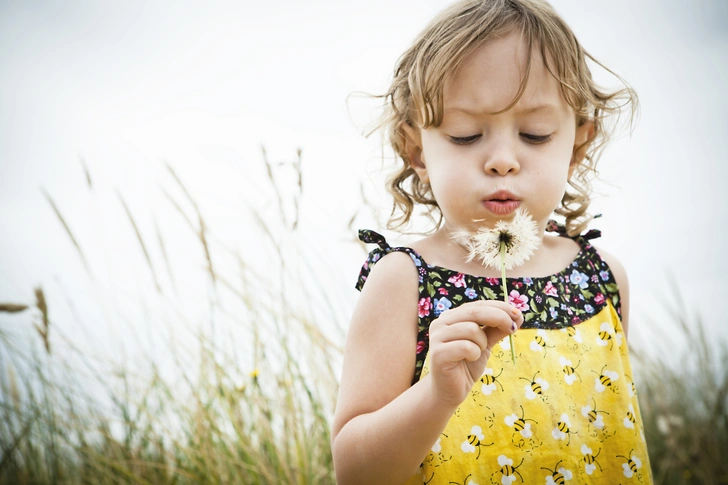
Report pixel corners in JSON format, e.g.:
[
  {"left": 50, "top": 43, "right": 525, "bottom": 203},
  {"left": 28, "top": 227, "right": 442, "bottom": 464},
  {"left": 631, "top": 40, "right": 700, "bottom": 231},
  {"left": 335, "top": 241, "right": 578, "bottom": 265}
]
[{"left": 374, "top": 0, "right": 638, "bottom": 236}]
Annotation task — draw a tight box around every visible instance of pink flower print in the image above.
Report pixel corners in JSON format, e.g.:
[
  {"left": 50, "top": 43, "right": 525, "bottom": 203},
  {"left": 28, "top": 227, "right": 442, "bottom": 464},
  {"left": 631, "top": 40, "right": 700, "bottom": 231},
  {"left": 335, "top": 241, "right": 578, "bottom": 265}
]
[
  {"left": 448, "top": 273, "right": 466, "bottom": 288},
  {"left": 486, "top": 277, "right": 500, "bottom": 285},
  {"left": 508, "top": 290, "right": 529, "bottom": 312},
  {"left": 418, "top": 297, "right": 432, "bottom": 318},
  {"left": 594, "top": 293, "right": 605, "bottom": 305},
  {"left": 544, "top": 281, "right": 558, "bottom": 297},
  {"left": 438, "top": 288, "right": 449, "bottom": 296},
  {"left": 416, "top": 340, "right": 426, "bottom": 354}
]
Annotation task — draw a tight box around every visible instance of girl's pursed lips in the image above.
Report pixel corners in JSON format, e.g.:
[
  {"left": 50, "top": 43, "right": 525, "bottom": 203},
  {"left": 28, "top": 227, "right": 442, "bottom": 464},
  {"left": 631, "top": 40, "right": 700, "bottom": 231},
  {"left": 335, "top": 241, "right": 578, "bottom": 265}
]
[
  {"left": 484, "top": 190, "right": 520, "bottom": 202},
  {"left": 482, "top": 190, "right": 521, "bottom": 215}
]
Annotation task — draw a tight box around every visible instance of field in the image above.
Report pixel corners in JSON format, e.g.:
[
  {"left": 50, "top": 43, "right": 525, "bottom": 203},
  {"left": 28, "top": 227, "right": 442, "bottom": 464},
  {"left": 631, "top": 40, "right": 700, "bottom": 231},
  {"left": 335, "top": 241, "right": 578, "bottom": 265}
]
[{"left": 1, "top": 158, "right": 726, "bottom": 484}]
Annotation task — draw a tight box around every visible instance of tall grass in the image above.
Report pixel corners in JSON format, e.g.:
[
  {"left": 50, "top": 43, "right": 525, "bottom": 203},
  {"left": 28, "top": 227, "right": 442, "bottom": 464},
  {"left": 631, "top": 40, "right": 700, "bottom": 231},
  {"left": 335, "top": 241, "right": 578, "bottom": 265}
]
[
  {"left": 1, "top": 151, "right": 341, "bottom": 484},
  {"left": 0, "top": 152, "right": 726, "bottom": 484},
  {"left": 633, "top": 288, "right": 728, "bottom": 485}
]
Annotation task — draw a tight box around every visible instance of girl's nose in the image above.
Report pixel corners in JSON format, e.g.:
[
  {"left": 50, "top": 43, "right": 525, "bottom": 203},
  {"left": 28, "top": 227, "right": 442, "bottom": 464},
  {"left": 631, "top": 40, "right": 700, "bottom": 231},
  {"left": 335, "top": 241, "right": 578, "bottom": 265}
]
[{"left": 483, "top": 138, "right": 520, "bottom": 176}]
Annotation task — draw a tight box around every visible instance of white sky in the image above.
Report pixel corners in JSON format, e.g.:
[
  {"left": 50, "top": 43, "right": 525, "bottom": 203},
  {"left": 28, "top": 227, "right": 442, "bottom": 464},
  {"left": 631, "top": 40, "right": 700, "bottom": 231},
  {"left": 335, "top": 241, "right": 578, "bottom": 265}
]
[{"left": 1, "top": 0, "right": 726, "bottom": 362}]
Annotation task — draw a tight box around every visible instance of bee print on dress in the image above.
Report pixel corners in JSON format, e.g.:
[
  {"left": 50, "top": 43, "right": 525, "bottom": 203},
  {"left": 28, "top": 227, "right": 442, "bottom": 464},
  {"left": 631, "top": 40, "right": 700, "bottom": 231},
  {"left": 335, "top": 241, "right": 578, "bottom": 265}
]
[
  {"left": 418, "top": 461, "right": 434, "bottom": 484},
  {"left": 625, "top": 375, "right": 637, "bottom": 398},
  {"left": 560, "top": 325, "right": 587, "bottom": 352},
  {"left": 449, "top": 473, "right": 478, "bottom": 485},
  {"left": 580, "top": 444, "right": 603, "bottom": 476},
  {"left": 581, "top": 398, "right": 616, "bottom": 440},
  {"left": 593, "top": 365, "right": 619, "bottom": 393},
  {"left": 623, "top": 403, "right": 637, "bottom": 429},
  {"left": 493, "top": 338, "right": 519, "bottom": 363},
  {"left": 617, "top": 449, "right": 643, "bottom": 481},
  {"left": 480, "top": 367, "right": 505, "bottom": 395},
  {"left": 505, "top": 405, "right": 541, "bottom": 449},
  {"left": 425, "top": 435, "right": 452, "bottom": 469},
  {"left": 522, "top": 372, "right": 550, "bottom": 401},
  {"left": 530, "top": 329, "right": 555, "bottom": 357},
  {"left": 596, "top": 322, "right": 623, "bottom": 350},
  {"left": 461, "top": 425, "right": 492, "bottom": 459},
  {"left": 491, "top": 455, "right": 524, "bottom": 485},
  {"left": 542, "top": 460, "right": 573, "bottom": 484},
  {"left": 552, "top": 414, "right": 578, "bottom": 445},
  {"left": 558, "top": 356, "right": 581, "bottom": 385}
]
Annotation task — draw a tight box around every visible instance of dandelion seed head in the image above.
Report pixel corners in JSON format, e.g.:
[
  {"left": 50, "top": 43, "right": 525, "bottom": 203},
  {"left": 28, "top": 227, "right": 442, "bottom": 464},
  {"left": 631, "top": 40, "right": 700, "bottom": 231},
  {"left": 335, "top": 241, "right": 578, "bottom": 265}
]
[{"left": 453, "top": 208, "right": 540, "bottom": 270}]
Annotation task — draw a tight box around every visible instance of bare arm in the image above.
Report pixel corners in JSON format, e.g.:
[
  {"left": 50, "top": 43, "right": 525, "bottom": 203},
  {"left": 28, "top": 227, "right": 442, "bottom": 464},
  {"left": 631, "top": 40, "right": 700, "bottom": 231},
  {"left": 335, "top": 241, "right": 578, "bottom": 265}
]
[{"left": 331, "top": 252, "right": 521, "bottom": 485}]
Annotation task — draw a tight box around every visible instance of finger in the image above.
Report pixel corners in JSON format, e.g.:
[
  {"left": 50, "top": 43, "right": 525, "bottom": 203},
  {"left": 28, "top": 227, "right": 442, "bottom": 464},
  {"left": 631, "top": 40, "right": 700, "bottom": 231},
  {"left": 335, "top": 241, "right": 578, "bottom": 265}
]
[
  {"left": 472, "top": 300, "right": 524, "bottom": 327},
  {"left": 430, "top": 339, "right": 484, "bottom": 364},
  {"left": 435, "top": 302, "right": 518, "bottom": 335},
  {"left": 433, "top": 321, "right": 489, "bottom": 351}
]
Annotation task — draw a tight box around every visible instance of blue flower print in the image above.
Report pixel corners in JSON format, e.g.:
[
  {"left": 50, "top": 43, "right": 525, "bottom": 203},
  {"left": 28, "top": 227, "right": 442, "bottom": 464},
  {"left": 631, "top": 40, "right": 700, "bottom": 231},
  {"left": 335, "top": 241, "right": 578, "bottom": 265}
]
[
  {"left": 569, "top": 269, "right": 590, "bottom": 289},
  {"left": 599, "top": 270, "right": 610, "bottom": 282},
  {"left": 523, "top": 277, "right": 533, "bottom": 286},
  {"left": 550, "top": 307, "right": 558, "bottom": 319},
  {"left": 464, "top": 288, "right": 477, "bottom": 300},
  {"left": 433, "top": 297, "right": 452, "bottom": 316},
  {"left": 584, "top": 304, "right": 594, "bottom": 314},
  {"left": 408, "top": 253, "right": 422, "bottom": 267}
]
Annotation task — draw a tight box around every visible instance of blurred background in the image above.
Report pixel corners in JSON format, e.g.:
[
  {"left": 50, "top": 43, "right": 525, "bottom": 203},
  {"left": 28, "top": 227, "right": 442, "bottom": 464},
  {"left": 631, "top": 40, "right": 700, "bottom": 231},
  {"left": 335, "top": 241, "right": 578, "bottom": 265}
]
[{"left": 1, "top": 1, "right": 726, "bottom": 483}]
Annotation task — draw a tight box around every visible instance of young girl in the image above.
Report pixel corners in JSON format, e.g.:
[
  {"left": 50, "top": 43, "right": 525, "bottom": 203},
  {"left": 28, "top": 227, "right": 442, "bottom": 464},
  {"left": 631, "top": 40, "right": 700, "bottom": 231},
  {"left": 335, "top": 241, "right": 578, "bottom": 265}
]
[{"left": 332, "top": 1, "right": 651, "bottom": 484}]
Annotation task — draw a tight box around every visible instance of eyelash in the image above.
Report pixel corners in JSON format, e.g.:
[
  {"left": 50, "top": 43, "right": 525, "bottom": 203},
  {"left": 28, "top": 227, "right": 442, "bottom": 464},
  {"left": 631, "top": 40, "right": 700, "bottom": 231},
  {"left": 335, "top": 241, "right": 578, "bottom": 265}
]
[{"left": 448, "top": 133, "right": 552, "bottom": 145}]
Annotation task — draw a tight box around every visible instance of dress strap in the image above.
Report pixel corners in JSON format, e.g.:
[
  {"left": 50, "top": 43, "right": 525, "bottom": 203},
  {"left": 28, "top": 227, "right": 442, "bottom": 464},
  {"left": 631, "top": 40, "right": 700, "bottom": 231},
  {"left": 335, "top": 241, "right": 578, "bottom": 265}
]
[
  {"left": 546, "top": 217, "right": 602, "bottom": 242},
  {"left": 546, "top": 218, "right": 623, "bottom": 319},
  {"left": 355, "top": 229, "right": 429, "bottom": 292}
]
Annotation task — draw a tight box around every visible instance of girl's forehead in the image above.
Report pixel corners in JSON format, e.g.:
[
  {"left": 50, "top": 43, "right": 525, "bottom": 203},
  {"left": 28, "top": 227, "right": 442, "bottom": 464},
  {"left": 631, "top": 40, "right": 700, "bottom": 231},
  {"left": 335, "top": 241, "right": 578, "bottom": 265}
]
[{"left": 442, "top": 31, "right": 570, "bottom": 118}]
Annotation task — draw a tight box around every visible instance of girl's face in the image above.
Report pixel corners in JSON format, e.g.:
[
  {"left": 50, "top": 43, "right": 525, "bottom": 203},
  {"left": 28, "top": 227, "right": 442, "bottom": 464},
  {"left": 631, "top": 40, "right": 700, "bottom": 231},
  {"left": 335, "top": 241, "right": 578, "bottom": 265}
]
[{"left": 404, "top": 30, "right": 594, "bottom": 235}]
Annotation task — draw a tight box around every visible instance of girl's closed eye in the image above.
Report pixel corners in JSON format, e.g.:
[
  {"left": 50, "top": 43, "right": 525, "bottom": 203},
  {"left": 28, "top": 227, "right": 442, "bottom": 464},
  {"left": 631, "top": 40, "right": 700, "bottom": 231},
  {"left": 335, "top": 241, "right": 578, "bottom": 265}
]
[
  {"left": 448, "top": 133, "right": 553, "bottom": 146},
  {"left": 449, "top": 134, "right": 481, "bottom": 145},
  {"left": 521, "top": 133, "right": 552, "bottom": 144}
]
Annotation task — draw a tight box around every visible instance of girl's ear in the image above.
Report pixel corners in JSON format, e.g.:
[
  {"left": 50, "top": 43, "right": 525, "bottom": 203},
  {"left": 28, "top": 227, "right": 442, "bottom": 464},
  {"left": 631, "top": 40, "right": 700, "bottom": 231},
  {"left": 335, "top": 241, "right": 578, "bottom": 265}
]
[
  {"left": 401, "top": 122, "right": 429, "bottom": 184},
  {"left": 569, "top": 119, "right": 596, "bottom": 178}
]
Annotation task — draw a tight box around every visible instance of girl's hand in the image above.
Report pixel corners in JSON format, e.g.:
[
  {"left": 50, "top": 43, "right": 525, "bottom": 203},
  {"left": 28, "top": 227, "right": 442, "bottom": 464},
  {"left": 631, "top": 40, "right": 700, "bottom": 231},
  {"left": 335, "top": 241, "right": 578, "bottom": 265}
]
[{"left": 428, "top": 300, "right": 522, "bottom": 406}]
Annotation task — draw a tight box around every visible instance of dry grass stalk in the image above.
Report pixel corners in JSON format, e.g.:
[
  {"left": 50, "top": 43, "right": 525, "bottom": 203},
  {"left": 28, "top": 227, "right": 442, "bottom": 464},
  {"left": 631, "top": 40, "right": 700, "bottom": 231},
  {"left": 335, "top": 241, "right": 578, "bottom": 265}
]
[
  {"left": 154, "top": 216, "right": 177, "bottom": 294},
  {"left": 117, "top": 190, "right": 163, "bottom": 294},
  {"left": 34, "top": 287, "right": 50, "bottom": 354},
  {"left": 79, "top": 155, "right": 93, "bottom": 190},
  {"left": 0, "top": 304, "right": 28, "bottom": 313},
  {"left": 42, "top": 188, "right": 93, "bottom": 278}
]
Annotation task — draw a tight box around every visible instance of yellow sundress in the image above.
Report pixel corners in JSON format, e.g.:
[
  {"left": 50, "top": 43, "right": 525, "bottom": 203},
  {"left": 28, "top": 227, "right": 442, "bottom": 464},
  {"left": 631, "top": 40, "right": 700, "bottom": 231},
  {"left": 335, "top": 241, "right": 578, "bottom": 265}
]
[{"left": 356, "top": 226, "right": 652, "bottom": 485}]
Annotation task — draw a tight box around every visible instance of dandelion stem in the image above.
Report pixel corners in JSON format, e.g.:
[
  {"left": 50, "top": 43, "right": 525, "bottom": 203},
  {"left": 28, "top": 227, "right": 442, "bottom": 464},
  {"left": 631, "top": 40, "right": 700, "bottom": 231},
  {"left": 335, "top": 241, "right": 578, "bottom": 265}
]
[{"left": 500, "top": 241, "right": 516, "bottom": 365}]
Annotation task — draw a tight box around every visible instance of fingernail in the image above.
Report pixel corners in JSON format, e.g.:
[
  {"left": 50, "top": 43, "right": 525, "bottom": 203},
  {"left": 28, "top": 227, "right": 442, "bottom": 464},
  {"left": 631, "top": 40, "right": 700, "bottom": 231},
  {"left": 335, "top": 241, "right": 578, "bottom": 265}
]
[{"left": 511, "top": 321, "right": 517, "bottom": 333}]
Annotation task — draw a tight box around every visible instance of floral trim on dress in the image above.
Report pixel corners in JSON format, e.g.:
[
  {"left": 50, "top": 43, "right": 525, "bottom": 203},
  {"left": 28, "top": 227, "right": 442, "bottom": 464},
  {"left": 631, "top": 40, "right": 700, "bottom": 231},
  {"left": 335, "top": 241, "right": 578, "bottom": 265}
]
[{"left": 355, "top": 223, "right": 621, "bottom": 384}]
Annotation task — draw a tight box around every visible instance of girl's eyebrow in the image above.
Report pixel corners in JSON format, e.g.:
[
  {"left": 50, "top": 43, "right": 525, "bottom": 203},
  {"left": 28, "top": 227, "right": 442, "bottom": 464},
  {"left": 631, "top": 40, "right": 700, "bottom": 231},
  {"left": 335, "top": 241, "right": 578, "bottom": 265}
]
[
  {"left": 514, "top": 103, "right": 562, "bottom": 116},
  {"left": 444, "top": 103, "right": 561, "bottom": 116}
]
